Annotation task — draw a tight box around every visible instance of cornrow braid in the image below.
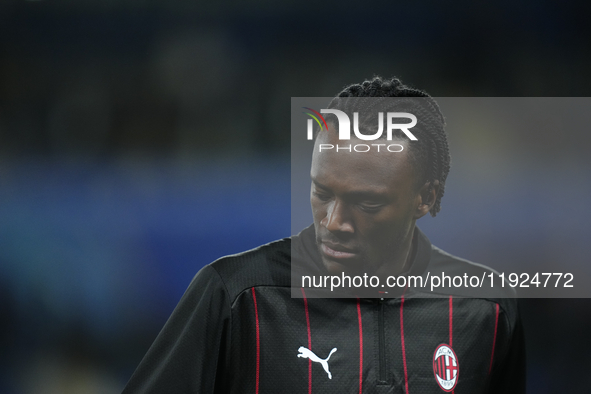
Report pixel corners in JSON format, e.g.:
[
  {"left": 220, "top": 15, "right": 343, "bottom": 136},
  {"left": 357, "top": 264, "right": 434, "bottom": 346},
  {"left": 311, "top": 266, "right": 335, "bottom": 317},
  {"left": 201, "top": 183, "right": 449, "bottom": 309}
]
[{"left": 325, "top": 76, "right": 450, "bottom": 217}]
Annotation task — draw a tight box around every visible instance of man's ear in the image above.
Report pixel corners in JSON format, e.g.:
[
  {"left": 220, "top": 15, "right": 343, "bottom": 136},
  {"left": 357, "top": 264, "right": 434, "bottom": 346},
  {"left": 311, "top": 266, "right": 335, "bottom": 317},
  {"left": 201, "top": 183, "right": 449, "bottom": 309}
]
[{"left": 415, "top": 180, "right": 440, "bottom": 219}]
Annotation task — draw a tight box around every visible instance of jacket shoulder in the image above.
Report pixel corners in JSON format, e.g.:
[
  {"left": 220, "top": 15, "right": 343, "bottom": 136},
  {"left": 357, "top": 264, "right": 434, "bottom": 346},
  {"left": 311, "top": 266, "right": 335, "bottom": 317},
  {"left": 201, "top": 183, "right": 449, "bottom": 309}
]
[
  {"left": 207, "top": 237, "right": 292, "bottom": 302},
  {"left": 427, "top": 245, "right": 518, "bottom": 300}
]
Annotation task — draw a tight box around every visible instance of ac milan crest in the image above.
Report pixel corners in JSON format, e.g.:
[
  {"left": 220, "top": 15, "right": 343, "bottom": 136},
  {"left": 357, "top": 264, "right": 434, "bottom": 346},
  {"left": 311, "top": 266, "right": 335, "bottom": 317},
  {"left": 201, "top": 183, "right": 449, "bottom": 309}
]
[{"left": 432, "top": 344, "right": 459, "bottom": 392}]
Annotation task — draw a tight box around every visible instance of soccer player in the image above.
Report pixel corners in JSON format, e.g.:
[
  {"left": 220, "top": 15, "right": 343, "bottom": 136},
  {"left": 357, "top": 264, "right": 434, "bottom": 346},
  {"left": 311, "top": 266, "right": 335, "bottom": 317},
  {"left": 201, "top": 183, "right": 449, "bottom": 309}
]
[{"left": 123, "top": 76, "right": 525, "bottom": 393}]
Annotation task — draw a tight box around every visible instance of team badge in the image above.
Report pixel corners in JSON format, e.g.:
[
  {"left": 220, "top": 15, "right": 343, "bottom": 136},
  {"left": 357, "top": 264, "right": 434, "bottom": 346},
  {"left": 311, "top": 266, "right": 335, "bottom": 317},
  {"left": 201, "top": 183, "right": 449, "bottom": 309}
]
[{"left": 432, "top": 344, "right": 459, "bottom": 391}]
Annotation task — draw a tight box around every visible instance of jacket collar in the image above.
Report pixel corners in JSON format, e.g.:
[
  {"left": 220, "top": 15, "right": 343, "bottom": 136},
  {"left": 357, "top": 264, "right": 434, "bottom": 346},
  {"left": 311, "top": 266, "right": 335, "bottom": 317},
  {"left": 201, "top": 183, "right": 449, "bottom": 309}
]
[{"left": 291, "top": 224, "right": 432, "bottom": 298}]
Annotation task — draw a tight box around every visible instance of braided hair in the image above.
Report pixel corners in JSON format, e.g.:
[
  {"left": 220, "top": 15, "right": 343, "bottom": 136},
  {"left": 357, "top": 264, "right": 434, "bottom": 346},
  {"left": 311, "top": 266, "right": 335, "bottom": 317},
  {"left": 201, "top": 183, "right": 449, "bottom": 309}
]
[{"left": 323, "top": 76, "right": 450, "bottom": 217}]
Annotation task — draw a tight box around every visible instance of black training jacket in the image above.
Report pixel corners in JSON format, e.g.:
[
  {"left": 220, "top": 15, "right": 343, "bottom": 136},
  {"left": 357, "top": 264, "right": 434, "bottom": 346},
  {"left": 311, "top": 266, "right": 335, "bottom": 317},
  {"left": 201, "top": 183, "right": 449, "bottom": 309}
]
[{"left": 123, "top": 225, "right": 525, "bottom": 393}]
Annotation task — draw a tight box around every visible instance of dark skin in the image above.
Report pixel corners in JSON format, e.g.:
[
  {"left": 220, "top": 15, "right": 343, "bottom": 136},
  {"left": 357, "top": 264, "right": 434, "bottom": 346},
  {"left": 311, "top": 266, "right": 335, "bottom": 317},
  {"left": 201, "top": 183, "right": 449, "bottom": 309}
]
[{"left": 310, "top": 126, "right": 439, "bottom": 277}]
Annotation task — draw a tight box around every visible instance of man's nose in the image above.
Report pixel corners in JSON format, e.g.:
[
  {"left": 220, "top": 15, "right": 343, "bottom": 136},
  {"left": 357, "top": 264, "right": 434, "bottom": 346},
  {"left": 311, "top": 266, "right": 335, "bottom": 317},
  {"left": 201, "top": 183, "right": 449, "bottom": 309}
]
[{"left": 322, "top": 199, "right": 354, "bottom": 234}]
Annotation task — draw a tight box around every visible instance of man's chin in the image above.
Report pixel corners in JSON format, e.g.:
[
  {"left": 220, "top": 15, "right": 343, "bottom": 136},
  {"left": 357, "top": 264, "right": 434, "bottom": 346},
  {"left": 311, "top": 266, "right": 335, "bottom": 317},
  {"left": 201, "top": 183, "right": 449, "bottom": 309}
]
[{"left": 321, "top": 257, "right": 366, "bottom": 276}]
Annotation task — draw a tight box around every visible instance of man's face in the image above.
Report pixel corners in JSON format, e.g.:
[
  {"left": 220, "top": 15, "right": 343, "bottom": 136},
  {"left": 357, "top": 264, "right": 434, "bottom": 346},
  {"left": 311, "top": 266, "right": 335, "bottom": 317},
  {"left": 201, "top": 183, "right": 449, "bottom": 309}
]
[{"left": 310, "top": 127, "right": 424, "bottom": 276}]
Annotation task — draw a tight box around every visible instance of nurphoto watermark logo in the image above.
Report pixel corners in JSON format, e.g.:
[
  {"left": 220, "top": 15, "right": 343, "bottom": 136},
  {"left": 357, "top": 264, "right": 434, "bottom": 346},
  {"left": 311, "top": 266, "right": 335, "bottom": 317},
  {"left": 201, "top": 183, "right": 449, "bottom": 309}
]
[{"left": 302, "top": 107, "right": 417, "bottom": 153}]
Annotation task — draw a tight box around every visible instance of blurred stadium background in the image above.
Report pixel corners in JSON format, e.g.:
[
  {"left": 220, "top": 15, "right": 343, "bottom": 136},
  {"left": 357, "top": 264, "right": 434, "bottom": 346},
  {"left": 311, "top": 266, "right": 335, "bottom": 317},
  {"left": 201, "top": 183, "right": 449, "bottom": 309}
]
[{"left": 1, "top": 1, "right": 590, "bottom": 393}]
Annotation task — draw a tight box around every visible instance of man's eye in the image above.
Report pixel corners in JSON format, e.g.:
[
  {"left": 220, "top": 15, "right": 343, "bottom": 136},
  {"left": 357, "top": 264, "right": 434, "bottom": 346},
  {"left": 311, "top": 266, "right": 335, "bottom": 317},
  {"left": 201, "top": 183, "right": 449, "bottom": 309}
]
[
  {"left": 358, "top": 203, "right": 382, "bottom": 212},
  {"left": 313, "top": 192, "right": 331, "bottom": 201}
]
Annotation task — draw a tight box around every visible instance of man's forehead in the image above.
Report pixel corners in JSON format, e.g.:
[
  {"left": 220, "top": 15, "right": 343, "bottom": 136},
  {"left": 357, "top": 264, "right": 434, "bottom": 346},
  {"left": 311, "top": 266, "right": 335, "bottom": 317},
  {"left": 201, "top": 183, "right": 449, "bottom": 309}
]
[
  {"left": 312, "top": 128, "right": 413, "bottom": 167},
  {"left": 311, "top": 130, "right": 416, "bottom": 191}
]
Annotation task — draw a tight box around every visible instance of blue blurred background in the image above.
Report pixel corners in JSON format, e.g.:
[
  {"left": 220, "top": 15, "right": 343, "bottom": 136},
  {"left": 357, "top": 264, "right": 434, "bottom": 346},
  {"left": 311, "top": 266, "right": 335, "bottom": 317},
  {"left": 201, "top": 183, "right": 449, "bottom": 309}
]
[{"left": 1, "top": 1, "right": 591, "bottom": 393}]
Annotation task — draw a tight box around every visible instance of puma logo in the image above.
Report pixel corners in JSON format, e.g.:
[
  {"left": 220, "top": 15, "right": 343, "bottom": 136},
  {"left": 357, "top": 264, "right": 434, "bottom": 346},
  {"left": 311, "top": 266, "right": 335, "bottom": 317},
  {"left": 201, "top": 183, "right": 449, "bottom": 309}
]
[{"left": 297, "top": 346, "right": 338, "bottom": 379}]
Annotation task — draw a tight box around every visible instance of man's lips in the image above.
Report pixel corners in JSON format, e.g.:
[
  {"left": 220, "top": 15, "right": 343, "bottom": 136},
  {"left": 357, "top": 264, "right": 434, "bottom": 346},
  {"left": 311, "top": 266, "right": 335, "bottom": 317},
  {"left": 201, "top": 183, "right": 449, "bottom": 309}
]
[{"left": 320, "top": 242, "right": 359, "bottom": 259}]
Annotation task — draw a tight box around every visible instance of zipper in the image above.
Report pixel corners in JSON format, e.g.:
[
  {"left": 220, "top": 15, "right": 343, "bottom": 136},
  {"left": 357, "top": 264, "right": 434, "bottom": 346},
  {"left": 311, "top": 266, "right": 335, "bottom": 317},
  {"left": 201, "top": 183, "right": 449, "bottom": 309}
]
[{"left": 378, "top": 298, "right": 387, "bottom": 383}]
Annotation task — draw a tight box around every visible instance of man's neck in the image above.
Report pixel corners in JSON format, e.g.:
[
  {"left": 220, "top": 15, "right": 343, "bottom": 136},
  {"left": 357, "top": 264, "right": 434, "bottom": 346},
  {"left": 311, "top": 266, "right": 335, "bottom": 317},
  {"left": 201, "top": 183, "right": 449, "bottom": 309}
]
[{"left": 374, "top": 225, "right": 417, "bottom": 278}]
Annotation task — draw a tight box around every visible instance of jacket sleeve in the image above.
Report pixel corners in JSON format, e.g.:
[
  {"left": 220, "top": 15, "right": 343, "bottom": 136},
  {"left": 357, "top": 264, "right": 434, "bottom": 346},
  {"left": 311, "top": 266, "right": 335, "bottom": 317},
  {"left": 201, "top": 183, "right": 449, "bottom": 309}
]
[
  {"left": 488, "top": 302, "right": 527, "bottom": 393},
  {"left": 122, "top": 264, "right": 232, "bottom": 393}
]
